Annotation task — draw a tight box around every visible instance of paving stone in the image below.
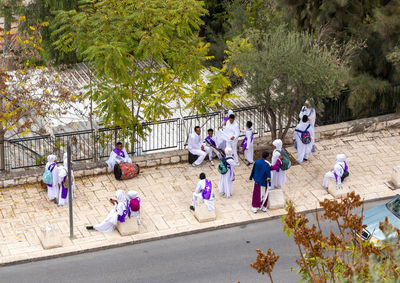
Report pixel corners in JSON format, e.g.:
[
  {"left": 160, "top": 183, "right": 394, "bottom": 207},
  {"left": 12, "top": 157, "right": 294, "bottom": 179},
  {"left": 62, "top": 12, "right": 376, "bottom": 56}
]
[{"left": 268, "top": 189, "right": 285, "bottom": 210}]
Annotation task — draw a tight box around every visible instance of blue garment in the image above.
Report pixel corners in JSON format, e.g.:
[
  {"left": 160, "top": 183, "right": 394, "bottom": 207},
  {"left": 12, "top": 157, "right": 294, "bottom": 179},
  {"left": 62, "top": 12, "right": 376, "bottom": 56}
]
[{"left": 249, "top": 159, "right": 271, "bottom": 187}]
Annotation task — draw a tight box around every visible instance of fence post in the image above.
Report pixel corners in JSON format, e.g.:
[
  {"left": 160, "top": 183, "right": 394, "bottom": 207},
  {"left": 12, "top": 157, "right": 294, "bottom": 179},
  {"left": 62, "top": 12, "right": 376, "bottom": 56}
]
[
  {"left": 93, "top": 129, "right": 98, "bottom": 162},
  {"left": 258, "top": 106, "right": 263, "bottom": 137}
]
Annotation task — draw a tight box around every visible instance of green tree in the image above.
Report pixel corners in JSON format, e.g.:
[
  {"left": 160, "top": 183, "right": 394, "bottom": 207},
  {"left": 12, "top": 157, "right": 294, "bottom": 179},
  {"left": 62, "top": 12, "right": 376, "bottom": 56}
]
[
  {"left": 52, "top": 0, "right": 233, "bottom": 146},
  {"left": 226, "top": 27, "right": 351, "bottom": 140}
]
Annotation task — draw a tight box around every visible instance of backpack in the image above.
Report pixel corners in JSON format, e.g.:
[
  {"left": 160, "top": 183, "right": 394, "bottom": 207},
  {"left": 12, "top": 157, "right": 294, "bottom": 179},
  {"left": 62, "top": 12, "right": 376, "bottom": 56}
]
[
  {"left": 218, "top": 157, "right": 233, "bottom": 175},
  {"left": 295, "top": 124, "right": 312, "bottom": 144},
  {"left": 130, "top": 198, "right": 140, "bottom": 212},
  {"left": 280, "top": 150, "right": 291, "bottom": 171},
  {"left": 42, "top": 163, "right": 56, "bottom": 185}
]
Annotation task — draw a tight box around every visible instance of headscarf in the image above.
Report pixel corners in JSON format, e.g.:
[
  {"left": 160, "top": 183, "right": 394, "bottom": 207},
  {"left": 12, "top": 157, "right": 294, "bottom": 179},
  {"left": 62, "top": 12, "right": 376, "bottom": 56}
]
[
  {"left": 116, "top": 190, "right": 126, "bottom": 202},
  {"left": 46, "top": 154, "right": 57, "bottom": 168},
  {"left": 272, "top": 139, "right": 283, "bottom": 150},
  {"left": 305, "top": 99, "right": 310, "bottom": 106},
  {"left": 336, "top": 154, "right": 346, "bottom": 162},
  {"left": 225, "top": 147, "right": 233, "bottom": 157},
  {"left": 272, "top": 150, "right": 281, "bottom": 165},
  {"left": 227, "top": 110, "right": 234, "bottom": 116},
  {"left": 127, "top": 190, "right": 138, "bottom": 199}
]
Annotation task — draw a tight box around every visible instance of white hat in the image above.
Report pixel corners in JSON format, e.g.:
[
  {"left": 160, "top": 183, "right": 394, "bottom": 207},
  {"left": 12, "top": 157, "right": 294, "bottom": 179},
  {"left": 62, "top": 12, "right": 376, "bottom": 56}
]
[
  {"left": 336, "top": 154, "right": 346, "bottom": 162},
  {"left": 127, "top": 190, "right": 138, "bottom": 199},
  {"left": 47, "top": 154, "right": 57, "bottom": 163},
  {"left": 115, "top": 190, "right": 126, "bottom": 202},
  {"left": 272, "top": 139, "right": 283, "bottom": 150},
  {"left": 227, "top": 110, "right": 234, "bottom": 116},
  {"left": 305, "top": 99, "right": 310, "bottom": 105}
]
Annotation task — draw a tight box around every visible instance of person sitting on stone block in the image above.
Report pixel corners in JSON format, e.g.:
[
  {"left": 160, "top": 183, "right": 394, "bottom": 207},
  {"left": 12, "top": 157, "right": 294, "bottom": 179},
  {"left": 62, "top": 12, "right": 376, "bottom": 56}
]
[
  {"left": 106, "top": 141, "right": 132, "bottom": 170},
  {"left": 127, "top": 190, "right": 141, "bottom": 225},
  {"left": 204, "top": 128, "right": 223, "bottom": 166},
  {"left": 190, "top": 172, "right": 215, "bottom": 211},
  {"left": 323, "top": 154, "right": 349, "bottom": 189},
  {"left": 86, "top": 190, "right": 128, "bottom": 232}
]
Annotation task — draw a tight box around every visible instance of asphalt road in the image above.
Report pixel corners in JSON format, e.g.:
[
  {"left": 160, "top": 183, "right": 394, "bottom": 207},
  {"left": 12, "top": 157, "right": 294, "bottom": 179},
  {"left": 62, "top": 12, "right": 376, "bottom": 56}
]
[{"left": 0, "top": 199, "right": 387, "bottom": 283}]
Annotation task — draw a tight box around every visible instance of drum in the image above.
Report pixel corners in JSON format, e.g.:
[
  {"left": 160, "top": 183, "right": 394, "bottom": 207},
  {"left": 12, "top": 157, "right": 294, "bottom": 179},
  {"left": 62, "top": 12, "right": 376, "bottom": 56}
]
[{"left": 114, "top": 162, "right": 140, "bottom": 180}]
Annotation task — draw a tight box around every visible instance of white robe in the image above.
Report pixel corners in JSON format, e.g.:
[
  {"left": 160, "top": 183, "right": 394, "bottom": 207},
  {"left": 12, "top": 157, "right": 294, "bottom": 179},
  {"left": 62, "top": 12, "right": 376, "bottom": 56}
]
[
  {"left": 293, "top": 121, "right": 314, "bottom": 164},
  {"left": 187, "top": 132, "right": 208, "bottom": 165},
  {"left": 192, "top": 179, "right": 215, "bottom": 210},
  {"left": 271, "top": 149, "right": 286, "bottom": 189},
  {"left": 223, "top": 121, "right": 240, "bottom": 163},
  {"left": 45, "top": 162, "right": 60, "bottom": 201},
  {"left": 299, "top": 106, "right": 316, "bottom": 150},
  {"left": 57, "top": 166, "right": 75, "bottom": 206},
  {"left": 323, "top": 162, "right": 345, "bottom": 187},
  {"left": 241, "top": 129, "right": 254, "bottom": 163},
  {"left": 218, "top": 157, "right": 235, "bottom": 197},
  {"left": 94, "top": 202, "right": 126, "bottom": 233},
  {"left": 106, "top": 148, "right": 132, "bottom": 170}
]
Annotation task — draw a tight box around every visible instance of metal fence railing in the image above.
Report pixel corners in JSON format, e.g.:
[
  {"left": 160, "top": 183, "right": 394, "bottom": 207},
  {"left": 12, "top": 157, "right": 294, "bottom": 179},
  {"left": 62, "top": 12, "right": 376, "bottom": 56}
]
[{"left": 0, "top": 83, "right": 399, "bottom": 171}]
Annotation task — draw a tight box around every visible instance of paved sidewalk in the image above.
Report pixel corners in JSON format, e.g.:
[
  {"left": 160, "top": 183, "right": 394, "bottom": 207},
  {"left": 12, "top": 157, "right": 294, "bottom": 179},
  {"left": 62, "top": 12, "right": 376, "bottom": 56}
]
[{"left": 0, "top": 128, "right": 399, "bottom": 265}]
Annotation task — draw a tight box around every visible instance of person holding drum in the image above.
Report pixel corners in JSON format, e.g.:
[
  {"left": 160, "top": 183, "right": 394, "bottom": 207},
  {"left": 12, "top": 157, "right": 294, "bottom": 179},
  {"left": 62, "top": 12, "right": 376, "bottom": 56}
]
[{"left": 106, "top": 142, "right": 132, "bottom": 170}]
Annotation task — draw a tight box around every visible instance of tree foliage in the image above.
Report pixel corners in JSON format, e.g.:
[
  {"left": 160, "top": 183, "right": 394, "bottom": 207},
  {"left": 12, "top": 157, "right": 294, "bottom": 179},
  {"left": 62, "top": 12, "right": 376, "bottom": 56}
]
[
  {"left": 253, "top": 192, "right": 400, "bottom": 282},
  {"left": 227, "top": 27, "right": 351, "bottom": 140},
  {"left": 52, "top": 0, "right": 233, "bottom": 143}
]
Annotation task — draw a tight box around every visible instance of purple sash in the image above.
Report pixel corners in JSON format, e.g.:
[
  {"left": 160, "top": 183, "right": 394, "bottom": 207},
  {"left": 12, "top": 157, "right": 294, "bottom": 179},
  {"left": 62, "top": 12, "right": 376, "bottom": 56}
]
[
  {"left": 205, "top": 136, "right": 216, "bottom": 147},
  {"left": 61, "top": 176, "right": 68, "bottom": 199},
  {"left": 224, "top": 116, "right": 229, "bottom": 122},
  {"left": 202, "top": 179, "right": 212, "bottom": 200},
  {"left": 117, "top": 200, "right": 129, "bottom": 223},
  {"left": 113, "top": 147, "right": 125, "bottom": 158},
  {"left": 240, "top": 138, "right": 247, "bottom": 152},
  {"left": 240, "top": 130, "right": 253, "bottom": 152}
]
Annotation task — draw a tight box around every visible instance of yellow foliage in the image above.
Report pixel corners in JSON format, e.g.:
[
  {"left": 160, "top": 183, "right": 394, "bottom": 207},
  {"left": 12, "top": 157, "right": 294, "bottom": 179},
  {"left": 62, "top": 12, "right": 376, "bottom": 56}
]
[
  {"left": 41, "top": 22, "right": 50, "bottom": 27},
  {"left": 29, "top": 26, "right": 36, "bottom": 31},
  {"left": 18, "top": 16, "right": 26, "bottom": 22}
]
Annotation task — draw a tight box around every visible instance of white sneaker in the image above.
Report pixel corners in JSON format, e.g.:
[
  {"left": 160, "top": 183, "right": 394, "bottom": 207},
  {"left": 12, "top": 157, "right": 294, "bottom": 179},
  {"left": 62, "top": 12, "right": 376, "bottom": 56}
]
[
  {"left": 251, "top": 207, "right": 258, "bottom": 213},
  {"left": 192, "top": 163, "right": 197, "bottom": 167},
  {"left": 261, "top": 207, "right": 267, "bottom": 212},
  {"left": 210, "top": 160, "right": 214, "bottom": 166}
]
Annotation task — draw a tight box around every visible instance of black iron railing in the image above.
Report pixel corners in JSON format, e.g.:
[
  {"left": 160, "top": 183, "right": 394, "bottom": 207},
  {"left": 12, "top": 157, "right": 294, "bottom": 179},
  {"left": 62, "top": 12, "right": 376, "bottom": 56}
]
[{"left": 0, "top": 83, "right": 399, "bottom": 171}]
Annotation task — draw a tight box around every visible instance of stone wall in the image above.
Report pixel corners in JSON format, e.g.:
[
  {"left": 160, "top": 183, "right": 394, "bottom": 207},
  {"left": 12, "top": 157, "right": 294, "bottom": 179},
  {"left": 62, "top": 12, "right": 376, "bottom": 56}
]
[{"left": 1, "top": 113, "right": 399, "bottom": 188}]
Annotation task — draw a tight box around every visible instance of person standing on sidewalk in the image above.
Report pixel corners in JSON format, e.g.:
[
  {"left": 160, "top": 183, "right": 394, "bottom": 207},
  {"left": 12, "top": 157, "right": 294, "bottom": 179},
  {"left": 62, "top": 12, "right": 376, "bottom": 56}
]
[
  {"left": 241, "top": 121, "right": 254, "bottom": 166},
  {"left": 270, "top": 139, "right": 287, "bottom": 189},
  {"left": 43, "top": 155, "right": 60, "bottom": 203},
  {"left": 218, "top": 147, "right": 236, "bottom": 198},
  {"left": 299, "top": 99, "right": 316, "bottom": 152},
  {"left": 249, "top": 152, "right": 272, "bottom": 213},
  {"left": 223, "top": 114, "right": 240, "bottom": 165}
]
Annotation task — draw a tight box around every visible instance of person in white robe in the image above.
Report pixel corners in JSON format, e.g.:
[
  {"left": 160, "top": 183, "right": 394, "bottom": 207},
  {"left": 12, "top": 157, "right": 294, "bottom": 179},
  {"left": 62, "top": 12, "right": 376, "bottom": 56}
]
[
  {"left": 323, "top": 154, "right": 349, "bottom": 189},
  {"left": 299, "top": 99, "right": 316, "bottom": 152},
  {"left": 57, "top": 153, "right": 75, "bottom": 206},
  {"left": 271, "top": 139, "right": 286, "bottom": 189},
  {"left": 127, "top": 190, "right": 141, "bottom": 225},
  {"left": 223, "top": 114, "right": 240, "bottom": 165},
  {"left": 240, "top": 121, "right": 254, "bottom": 166},
  {"left": 204, "top": 129, "right": 223, "bottom": 166},
  {"left": 106, "top": 142, "right": 132, "bottom": 170},
  {"left": 190, "top": 172, "right": 215, "bottom": 211},
  {"left": 45, "top": 155, "right": 60, "bottom": 202},
  {"left": 221, "top": 109, "right": 234, "bottom": 128},
  {"left": 218, "top": 147, "right": 236, "bottom": 198},
  {"left": 293, "top": 115, "right": 314, "bottom": 164},
  {"left": 188, "top": 126, "right": 210, "bottom": 167},
  {"left": 86, "top": 190, "right": 128, "bottom": 232}
]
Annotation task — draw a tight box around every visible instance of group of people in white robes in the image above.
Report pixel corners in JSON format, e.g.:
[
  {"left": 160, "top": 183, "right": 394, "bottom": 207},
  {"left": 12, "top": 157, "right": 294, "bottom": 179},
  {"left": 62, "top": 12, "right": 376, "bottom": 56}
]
[
  {"left": 86, "top": 189, "right": 141, "bottom": 232},
  {"left": 44, "top": 153, "right": 75, "bottom": 206}
]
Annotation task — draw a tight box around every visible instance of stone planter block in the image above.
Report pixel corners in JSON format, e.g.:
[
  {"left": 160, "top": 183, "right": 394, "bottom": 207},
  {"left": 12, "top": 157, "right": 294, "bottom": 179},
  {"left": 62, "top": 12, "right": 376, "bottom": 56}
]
[
  {"left": 268, "top": 189, "right": 285, "bottom": 210},
  {"left": 39, "top": 226, "right": 63, "bottom": 250},
  {"left": 391, "top": 166, "right": 400, "bottom": 188},
  {"left": 116, "top": 217, "right": 139, "bottom": 236},
  {"left": 194, "top": 201, "right": 216, "bottom": 223}
]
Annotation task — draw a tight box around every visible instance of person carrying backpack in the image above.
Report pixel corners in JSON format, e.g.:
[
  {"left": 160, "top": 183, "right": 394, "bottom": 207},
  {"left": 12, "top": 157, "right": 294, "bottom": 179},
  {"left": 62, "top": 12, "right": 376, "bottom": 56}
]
[
  {"left": 293, "top": 115, "right": 314, "bottom": 164},
  {"left": 271, "top": 139, "right": 289, "bottom": 189},
  {"left": 127, "top": 190, "right": 141, "bottom": 225},
  {"left": 218, "top": 147, "right": 236, "bottom": 198},
  {"left": 43, "top": 155, "right": 60, "bottom": 202}
]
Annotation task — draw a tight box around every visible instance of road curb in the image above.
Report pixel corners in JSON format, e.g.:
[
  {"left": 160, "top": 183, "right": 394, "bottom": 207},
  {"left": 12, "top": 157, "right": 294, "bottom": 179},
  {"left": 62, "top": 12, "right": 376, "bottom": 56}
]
[{"left": 0, "top": 194, "right": 395, "bottom": 267}]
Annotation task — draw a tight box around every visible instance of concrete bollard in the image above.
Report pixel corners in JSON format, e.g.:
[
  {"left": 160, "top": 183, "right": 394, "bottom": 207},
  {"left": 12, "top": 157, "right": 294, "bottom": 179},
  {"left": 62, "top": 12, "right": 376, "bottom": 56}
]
[
  {"left": 327, "top": 179, "right": 350, "bottom": 198},
  {"left": 267, "top": 189, "right": 285, "bottom": 210},
  {"left": 194, "top": 200, "right": 216, "bottom": 223},
  {"left": 391, "top": 166, "right": 400, "bottom": 188},
  {"left": 39, "top": 225, "right": 63, "bottom": 249},
  {"left": 116, "top": 217, "right": 140, "bottom": 236}
]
